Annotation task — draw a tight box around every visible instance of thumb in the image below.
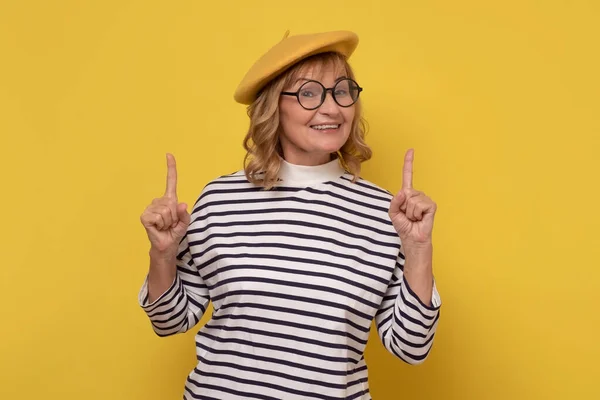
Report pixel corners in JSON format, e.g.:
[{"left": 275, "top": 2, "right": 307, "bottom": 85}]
[
  {"left": 171, "top": 203, "right": 191, "bottom": 239},
  {"left": 389, "top": 190, "right": 406, "bottom": 218},
  {"left": 392, "top": 210, "right": 412, "bottom": 239},
  {"left": 176, "top": 202, "right": 191, "bottom": 226}
]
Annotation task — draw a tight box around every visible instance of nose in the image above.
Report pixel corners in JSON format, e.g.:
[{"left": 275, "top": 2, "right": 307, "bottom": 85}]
[{"left": 318, "top": 90, "right": 340, "bottom": 115}]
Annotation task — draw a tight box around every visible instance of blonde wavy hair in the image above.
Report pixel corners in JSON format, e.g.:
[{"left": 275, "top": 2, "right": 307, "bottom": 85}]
[{"left": 242, "top": 51, "right": 372, "bottom": 190}]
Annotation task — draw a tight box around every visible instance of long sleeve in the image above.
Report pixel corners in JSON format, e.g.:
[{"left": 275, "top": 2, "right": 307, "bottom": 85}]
[
  {"left": 374, "top": 249, "right": 441, "bottom": 364},
  {"left": 138, "top": 233, "right": 210, "bottom": 337}
]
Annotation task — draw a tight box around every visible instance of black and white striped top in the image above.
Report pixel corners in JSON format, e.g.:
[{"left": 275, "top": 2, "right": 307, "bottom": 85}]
[{"left": 139, "top": 158, "right": 441, "bottom": 400}]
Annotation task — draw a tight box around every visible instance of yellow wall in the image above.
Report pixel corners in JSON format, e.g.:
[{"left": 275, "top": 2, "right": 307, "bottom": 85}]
[{"left": 1, "top": 1, "right": 598, "bottom": 399}]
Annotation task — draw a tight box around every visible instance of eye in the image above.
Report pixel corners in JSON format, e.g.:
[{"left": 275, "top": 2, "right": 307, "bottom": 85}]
[
  {"left": 300, "top": 90, "right": 316, "bottom": 97},
  {"left": 334, "top": 89, "right": 348, "bottom": 96}
]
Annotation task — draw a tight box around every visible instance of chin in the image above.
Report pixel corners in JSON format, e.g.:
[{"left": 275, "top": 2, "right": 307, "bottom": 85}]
[
  {"left": 314, "top": 144, "right": 345, "bottom": 157},
  {"left": 326, "top": 135, "right": 350, "bottom": 152},
  {"left": 295, "top": 126, "right": 350, "bottom": 156}
]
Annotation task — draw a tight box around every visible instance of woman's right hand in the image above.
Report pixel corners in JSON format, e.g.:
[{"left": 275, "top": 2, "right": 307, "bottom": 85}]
[{"left": 140, "top": 153, "right": 191, "bottom": 257}]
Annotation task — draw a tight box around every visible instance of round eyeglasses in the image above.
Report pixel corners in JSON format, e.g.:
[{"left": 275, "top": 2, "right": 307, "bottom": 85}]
[{"left": 281, "top": 78, "right": 363, "bottom": 110}]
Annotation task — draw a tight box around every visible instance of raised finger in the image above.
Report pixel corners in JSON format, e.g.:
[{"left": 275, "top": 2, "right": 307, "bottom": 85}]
[
  {"left": 402, "top": 148, "right": 414, "bottom": 190},
  {"left": 165, "top": 153, "right": 178, "bottom": 198}
]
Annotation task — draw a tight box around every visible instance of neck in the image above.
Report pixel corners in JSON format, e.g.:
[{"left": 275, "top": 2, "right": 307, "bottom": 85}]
[
  {"left": 277, "top": 155, "right": 345, "bottom": 186},
  {"left": 280, "top": 151, "right": 333, "bottom": 167}
]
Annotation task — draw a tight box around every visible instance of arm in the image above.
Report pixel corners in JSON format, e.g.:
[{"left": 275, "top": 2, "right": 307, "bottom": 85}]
[
  {"left": 374, "top": 245, "right": 441, "bottom": 365},
  {"left": 381, "top": 148, "right": 441, "bottom": 363},
  {"left": 138, "top": 234, "right": 210, "bottom": 337},
  {"left": 138, "top": 153, "right": 210, "bottom": 337}
]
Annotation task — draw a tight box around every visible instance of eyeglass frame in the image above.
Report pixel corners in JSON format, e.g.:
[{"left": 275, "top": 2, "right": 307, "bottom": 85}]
[{"left": 280, "top": 78, "right": 363, "bottom": 110}]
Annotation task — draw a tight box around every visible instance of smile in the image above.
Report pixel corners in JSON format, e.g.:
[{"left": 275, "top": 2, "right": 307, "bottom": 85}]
[{"left": 310, "top": 124, "right": 340, "bottom": 131}]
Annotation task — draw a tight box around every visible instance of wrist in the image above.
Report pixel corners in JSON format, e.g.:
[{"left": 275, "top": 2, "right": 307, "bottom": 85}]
[
  {"left": 149, "top": 247, "right": 177, "bottom": 268},
  {"left": 402, "top": 240, "right": 432, "bottom": 266}
]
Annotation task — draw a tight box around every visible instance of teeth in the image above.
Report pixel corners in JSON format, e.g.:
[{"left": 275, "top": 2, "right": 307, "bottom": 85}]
[{"left": 312, "top": 124, "right": 339, "bottom": 130}]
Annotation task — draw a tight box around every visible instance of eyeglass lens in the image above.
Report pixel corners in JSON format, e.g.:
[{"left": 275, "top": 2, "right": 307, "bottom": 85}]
[{"left": 298, "top": 79, "right": 360, "bottom": 109}]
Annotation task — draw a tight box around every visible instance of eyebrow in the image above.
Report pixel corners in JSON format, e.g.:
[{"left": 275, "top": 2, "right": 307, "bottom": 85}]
[{"left": 292, "top": 75, "right": 349, "bottom": 85}]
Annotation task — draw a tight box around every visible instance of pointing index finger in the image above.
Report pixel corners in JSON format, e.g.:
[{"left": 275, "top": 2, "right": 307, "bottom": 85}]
[
  {"left": 402, "top": 148, "right": 414, "bottom": 190},
  {"left": 165, "top": 153, "right": 178, "bottom": 198}
]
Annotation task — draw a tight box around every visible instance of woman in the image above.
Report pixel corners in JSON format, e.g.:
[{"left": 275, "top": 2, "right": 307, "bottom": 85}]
[{"left": 139, "top": 30, "right": 441, "bottom": 400}]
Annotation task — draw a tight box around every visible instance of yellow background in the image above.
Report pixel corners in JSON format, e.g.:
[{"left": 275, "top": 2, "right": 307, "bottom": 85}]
[{"left": 1, "top": 1, "right": 598, "bottom": 399}]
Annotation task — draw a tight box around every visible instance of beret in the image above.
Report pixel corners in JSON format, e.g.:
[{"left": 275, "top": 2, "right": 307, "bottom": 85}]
[{"left": 233, "top": 30, "right": 359, "bottom": 105}]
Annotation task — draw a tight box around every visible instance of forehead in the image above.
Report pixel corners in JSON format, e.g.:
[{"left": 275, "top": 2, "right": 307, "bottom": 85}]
[{"left": 288, "top": 58, "right": 348, "bottom": 86}]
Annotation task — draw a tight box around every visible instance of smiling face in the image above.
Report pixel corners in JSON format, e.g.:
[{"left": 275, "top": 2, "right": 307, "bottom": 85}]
[{"left": 278, "top": 61, "right": 356, "bottom": 166}]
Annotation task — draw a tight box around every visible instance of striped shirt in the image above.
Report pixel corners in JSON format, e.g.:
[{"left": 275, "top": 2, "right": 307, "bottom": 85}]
[{"left": 139, "top": 157, "right": 441, "bottom": 400}]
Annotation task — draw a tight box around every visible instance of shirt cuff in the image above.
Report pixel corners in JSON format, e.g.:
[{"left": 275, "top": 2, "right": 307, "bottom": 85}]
[
  {"left": 138, "top": 274, "right": 181, "bottom": 313},
  {"left": 402, "top": 275, "right": 442, "bottom": 315}
]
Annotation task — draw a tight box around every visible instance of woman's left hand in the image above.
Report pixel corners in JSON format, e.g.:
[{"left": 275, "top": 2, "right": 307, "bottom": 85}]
[{"left": 389, "top": 149, "right": 437, "bottom": 249}]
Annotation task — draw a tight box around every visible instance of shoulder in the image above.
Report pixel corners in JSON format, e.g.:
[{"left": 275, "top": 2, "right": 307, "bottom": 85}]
[
  {"left": 333, "top": 173, "right": 394, "bottom": 201},
  {"left": 325, "top": 174, "right": 398, "bottom": 240},
  {"left": 321, "top": 173, "right": 395, "bottom": 223},
  {"left": 204, "top": 169, "right": 250, "bottom": 188},
  {"left": 189, "top": 170, "right": 254, "bottom": 211}
]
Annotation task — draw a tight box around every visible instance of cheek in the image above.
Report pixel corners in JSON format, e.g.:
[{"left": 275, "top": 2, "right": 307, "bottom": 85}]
[
  {"left": 281, "top": 108, "right": 314, "bottom": 130},
  {"left": 343, "top": 108, "right": 356, "bottom": 131},
  {"left": 347, "top": 107, "right": 356, "bottom": 121},
  {"left": 295, "top": 111, "right": 315, "bottom": 127}
]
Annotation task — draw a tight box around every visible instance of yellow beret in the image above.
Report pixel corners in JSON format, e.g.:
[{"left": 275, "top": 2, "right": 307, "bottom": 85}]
[{"left": 233, "top": 30, "right": 359, "bottom": 105}]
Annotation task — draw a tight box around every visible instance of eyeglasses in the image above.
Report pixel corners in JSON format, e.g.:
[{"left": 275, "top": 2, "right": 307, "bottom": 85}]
[{"left": 281, "top": 78, "right": 363, "bottom": 110}]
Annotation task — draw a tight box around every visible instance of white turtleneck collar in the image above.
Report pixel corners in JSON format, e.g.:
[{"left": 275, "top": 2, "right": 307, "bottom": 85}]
[{"left": 277, "top": 156, "right": 346, "bottom": 186}]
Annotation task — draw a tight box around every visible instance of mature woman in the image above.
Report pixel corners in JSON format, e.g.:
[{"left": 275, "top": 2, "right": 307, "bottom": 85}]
[{"left": 139, "top": 30, "right": 441, "bottom": 400}]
